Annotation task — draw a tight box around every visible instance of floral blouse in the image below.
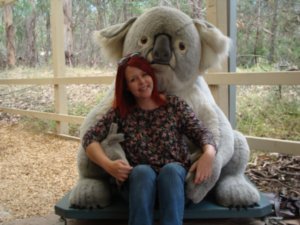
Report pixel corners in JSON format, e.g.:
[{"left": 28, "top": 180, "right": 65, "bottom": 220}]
[{"left": 82, "top": 95, "right": 216, "bottom": 171}]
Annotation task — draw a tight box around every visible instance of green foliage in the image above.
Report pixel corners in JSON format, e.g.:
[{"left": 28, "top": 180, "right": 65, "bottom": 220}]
[
  {"left": 68, "top": 88, "right": 108, "bottom": 117},
  {"left": 20, "top": 116, "right": 56, "bottom": 134},
  {"left": 236, "top": 62, "right": 274, "bottom": 72},
  {"left": 69, "top": 123, "right": 80, "bottom": 137},
  {"left": 68, "top": 102, "right": 93, "bottom": 117},
  {"left": 236, "top": 85, "right": 300, "bottom": 141}
]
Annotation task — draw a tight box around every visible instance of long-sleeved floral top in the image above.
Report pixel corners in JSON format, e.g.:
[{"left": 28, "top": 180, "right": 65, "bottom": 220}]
[{"left": 82, "top": 95, "right": 216, "bottom": 171}]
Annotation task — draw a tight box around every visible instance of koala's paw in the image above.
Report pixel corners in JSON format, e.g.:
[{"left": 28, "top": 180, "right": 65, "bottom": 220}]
[
  {"left": 69, "top": 178, "right": 111, "bottom": 209},
  {"left": 215, "top": 175, "right": 260, "bottom": 208},
  {"left": 186, "top": 157, "right": 222, "bottom": 204},
  {"left": 185, "top": 172, "right": 216, "bottom": 204}
]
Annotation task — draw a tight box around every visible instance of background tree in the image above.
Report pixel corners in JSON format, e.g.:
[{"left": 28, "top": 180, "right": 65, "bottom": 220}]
[
  {"left": 3, "top": 3, "right": 15, "bottom": 68},
  {"left": 267, "top": 0, "right": 279, "bottom": 64},
  {"left": 24, "top": 0, "right": 37, "bottom": 67},
  {"left": 237, "top": 0, "right": 300, "bottom": 69},
  {"left": 63, "top": 0, "right": 73, "bottom": 66}
]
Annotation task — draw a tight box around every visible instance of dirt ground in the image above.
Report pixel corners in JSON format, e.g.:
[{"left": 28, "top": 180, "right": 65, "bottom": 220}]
[
  {"left": 0, "top": 121, "right": 79, "bottom": 223},
  {"left": 0, "top": 121, "right": 299, "bottom": 225}
]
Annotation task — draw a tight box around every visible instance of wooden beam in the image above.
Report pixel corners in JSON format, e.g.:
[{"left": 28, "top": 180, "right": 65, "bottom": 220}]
[
  {"left": 1, "top": 71, "right": 299, "bottom": 85},
  {"left": 246, "top": 136, "right": 300, "bottom": 156},
  {"left": 50, "top": 0, "right": 68, "bottom": 134},
  {"left": 205, "top": 71, "right": 300, "bottom": 85},
  {"left": 206, "top": 0, "right": 230, "bottom": 118},
  {"left": 227, "top": 0, "right": 237, "bottom": 128},
  {"left": 0, "top": 76, "right": 115, "bottom": 85},
  {"left": 0, "top": 107, "right": 84, "bottom": 124}
]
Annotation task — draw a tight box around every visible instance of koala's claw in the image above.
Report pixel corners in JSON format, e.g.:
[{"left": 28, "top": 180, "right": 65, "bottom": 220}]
[{"left": 228, "top": 203, "right": 260, "bottom": 210}]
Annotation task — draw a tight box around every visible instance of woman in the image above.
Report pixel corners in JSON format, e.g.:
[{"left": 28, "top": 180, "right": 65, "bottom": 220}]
[{"left": 82, "top": 53, "right": 217, "bottom": 225}]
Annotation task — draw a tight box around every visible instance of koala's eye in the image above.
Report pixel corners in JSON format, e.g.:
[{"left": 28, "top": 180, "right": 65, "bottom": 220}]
[
  {"left": 139, "top": 36, "right": 148, "bottom": 45},
  {"left": 179, "top": 42, "right": 186, "bottom": 51}
]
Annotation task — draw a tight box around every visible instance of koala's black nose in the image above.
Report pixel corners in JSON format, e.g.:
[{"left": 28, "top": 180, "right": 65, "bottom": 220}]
[{"left": 152, "top": 34, "right": 172, "bottom": 64}]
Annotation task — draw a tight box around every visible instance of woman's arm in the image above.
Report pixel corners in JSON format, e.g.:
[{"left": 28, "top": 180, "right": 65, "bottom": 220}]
[{"left": 86, "top": 141, "right": 132, "bottom": 182}]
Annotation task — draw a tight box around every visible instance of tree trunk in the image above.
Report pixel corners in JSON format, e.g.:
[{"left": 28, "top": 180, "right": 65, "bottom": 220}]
[
  {"left": 45, "top": 11, "right": 51, "bottom": 63},
  {"left": 93, "top": 0, "right": 107, "bottom": 29},
  {"left": 123, "top": 0, "right": 128, "bottom": 21},
  {"left": 3, "top": 4, "right": 16, "bottom": 68},
  {"left": 268, "top": 0, "right": 279, "bottom": 64},
  {"left": 63, "top": 0, "right": 74, "bottom": 66},
  {"left": 253, "top": 0, "right": 261, "bottom": 65},
  {"left": 25, "top": 0, "right": 37, "bottom": 67}
]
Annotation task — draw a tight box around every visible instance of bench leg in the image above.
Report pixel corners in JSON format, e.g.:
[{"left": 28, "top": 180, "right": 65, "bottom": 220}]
[{"left": 59, "top": 216, "right": 68, "bottom": 225}]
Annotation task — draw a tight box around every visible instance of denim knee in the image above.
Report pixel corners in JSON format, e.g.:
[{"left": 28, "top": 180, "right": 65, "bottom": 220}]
[
  {"left": 129, "top": 165, "right": 157, "bottom": 187},
  {"left": 159, "top": 163, "right": 187, "bottom": 180},
  {"left": 130, "top": 164, "right": 156, "bottom": 178}
]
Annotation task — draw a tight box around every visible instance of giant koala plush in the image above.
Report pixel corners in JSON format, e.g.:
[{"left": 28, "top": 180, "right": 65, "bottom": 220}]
[{"left": 69, "top": 6, "right": 260, "bottom": 209}]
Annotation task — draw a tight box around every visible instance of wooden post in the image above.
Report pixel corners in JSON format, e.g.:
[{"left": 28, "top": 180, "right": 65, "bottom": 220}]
[
  {"left": 227, "top": 0, "right": 237, "bottom": 128},
  {"left": 50, "top": 0, "right": 68, "bottom": 135},
  {"left": 206, "top": 0, "right": 230, "bottom": 119}
]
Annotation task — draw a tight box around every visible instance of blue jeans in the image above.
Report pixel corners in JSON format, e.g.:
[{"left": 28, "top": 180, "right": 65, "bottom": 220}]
[{"left": 121, "top": 163, "right": 187, "bottom": 225}]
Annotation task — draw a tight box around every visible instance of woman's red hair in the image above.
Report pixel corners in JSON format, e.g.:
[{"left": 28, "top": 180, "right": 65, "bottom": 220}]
[{"left": 113, "top": 55, "right": 166, "bottom": 118}]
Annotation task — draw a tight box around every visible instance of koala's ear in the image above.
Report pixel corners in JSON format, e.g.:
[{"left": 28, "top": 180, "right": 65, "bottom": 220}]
[
  {"left": 93, "top": 17, "right": 137, "bottom": 62},
  {"left": 193, "top": 19, "right": 231, "bottom": 72}
]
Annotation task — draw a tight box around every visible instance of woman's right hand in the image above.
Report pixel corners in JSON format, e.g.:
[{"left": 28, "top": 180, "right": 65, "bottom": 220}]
[
  {"left": 86, "top": 142, "right": 133, "bottom": 182},
  {"left": 106, "top": 159, "right": 133, "bottom": 182}
]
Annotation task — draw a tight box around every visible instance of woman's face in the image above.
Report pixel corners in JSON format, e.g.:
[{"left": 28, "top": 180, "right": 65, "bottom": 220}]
[{"left": 125, "top": 66, "right": 153, "bottom": 101}]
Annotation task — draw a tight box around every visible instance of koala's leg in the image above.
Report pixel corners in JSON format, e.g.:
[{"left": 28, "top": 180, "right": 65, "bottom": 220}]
[
  {"left": 69, "top": 178, "right": 111, "bottom": 209},
  {"left": 214, "top": 131, "right": 260, "bottom": 207},
  {"left": 69, "top": 146, "right": 112, "bottom": 208}
]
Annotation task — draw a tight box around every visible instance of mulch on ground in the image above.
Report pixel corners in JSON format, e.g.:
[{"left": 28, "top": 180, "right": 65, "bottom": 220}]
[{"left": 0, "top": 121, "right": 79, "bottom": 223}]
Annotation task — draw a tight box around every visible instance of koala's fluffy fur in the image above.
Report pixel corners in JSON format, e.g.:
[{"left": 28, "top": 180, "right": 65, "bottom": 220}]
[{"left": 69, "top": 6, "right": 260, "bottom": 208}]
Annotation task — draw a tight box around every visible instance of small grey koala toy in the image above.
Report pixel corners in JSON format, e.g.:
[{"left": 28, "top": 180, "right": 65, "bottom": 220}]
[
  {"left": 69, "top": 123, "right": 128, "bottom": 209},
  {"left": 100, "top": 123, "right": 128, "bottom": 164}
]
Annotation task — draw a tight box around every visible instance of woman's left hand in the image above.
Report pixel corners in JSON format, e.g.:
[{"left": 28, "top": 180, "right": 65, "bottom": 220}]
[{"left": 189, "top": 144, "right": 216, "bottom": 184}]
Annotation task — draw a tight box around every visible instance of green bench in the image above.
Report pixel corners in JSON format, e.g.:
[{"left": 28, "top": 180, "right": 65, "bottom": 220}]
[{"left": 54, "top": 191, "right": 273, "bottom": 224}]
